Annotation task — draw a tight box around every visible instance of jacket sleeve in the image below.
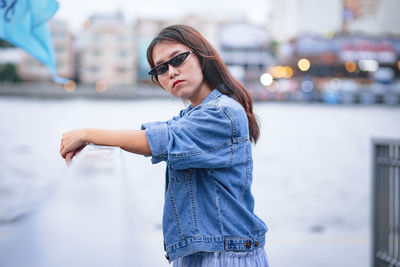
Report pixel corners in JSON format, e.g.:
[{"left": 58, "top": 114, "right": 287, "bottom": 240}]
[
  {"left": 143, "top": 106, "right": 234, "bottom": 170},
  {"left": 141, "top": 110, "right": 184, "bottom": 130}
]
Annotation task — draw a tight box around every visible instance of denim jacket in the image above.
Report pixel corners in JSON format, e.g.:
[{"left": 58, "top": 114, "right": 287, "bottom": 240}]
[{"left": 141, "top": 89, "right": 268, "bottom": 262}]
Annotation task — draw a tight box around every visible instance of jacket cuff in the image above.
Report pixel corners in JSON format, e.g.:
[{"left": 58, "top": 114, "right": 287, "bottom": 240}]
[{"left": 144, "top": 123, "right": 169, "bottom": 164}]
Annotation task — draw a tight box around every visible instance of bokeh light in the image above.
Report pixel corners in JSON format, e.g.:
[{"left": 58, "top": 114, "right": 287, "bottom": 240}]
[
  {"left": 359, "top": 59, "right": 379, "bottom": 72},
  {"left": 325, "top": 31, "right": 335, "bottom": 39},
  {"left": 95, "top": 80, "right": 107, "bottom": 92},
  {"left": 301, "top": 80, "right": 314, "bottom": 92},
  {"left": 329, "top": 78, "right": 342, "bottom": 90},
  {"left": 63, "top": 80, "right": 76, "bottom": 92},
  {"left": 260, "top": 73, "right": 273, "bottom": 86},
  {"left": 298, "top": 58, "right": 311, "bottom": 72},
  {"left": 345, "top": 61, "right": 357, "bottom": 73},
  {"left": 283, "top": 66, "right": 293, "bottom": 78},
  {"left": 82, "top": 19, "right": 91, "bottom": 30},
  {"left": 268, "top": 66, "right": 293, "bottom": 79}
]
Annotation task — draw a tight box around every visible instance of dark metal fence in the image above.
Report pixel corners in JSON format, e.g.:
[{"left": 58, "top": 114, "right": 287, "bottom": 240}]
[{"left": 373, "top": 139, "right": 400, "bottom": 267}]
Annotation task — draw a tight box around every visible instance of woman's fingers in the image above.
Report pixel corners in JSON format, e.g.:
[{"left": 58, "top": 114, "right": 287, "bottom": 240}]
[
  {"left": 60, "top": 130, "right": 84, "bottom": 158},
  {"left": 60, "top": 140, "right": 69, "bottom": 158},
  {"left": 65, "top": 151, "right": 75, "bottom": 166},
  {"left": 63, "top": 143, "right": 87, "bottom": 166},
  {"left": 60, "top": 129, "right": 88, "bottom": 164},
  {"left": 61, "top": 144, "right": 74, "bottom": 159}
]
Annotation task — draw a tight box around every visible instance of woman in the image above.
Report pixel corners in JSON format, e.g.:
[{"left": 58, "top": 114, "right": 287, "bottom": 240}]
[{"left": 60, "top": 25, "right": 269, "bottom": 266}]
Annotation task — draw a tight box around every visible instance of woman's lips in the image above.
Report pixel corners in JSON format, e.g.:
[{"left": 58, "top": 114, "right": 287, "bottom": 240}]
[{"left": 173, "top": 80, "right": 184, "bottom": 88}]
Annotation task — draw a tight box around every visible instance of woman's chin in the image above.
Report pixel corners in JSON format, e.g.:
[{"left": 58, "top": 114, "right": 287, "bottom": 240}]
[{"left": 173, "top": 88, "right": 192, "bottom": 99}]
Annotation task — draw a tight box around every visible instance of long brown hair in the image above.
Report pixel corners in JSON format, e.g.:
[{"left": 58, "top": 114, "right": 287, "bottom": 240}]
[{"left": 146, "top": 25, "right": 260, "bottom": 143}]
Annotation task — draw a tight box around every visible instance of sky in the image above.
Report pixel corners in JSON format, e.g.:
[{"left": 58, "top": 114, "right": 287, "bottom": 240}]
[{"left": 54, "top": 0, "right": 270, "bottom": 33}]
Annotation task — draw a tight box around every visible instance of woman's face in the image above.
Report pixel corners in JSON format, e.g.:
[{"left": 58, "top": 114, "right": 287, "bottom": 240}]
[{"left": 152, "top": 41, "right": 212, "bottom": 106}]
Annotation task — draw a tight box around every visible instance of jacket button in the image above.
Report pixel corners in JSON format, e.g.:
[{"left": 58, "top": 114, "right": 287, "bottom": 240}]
[
  {"left": 244, "top": 241, "right": 252, "bottom": 248},
  {"left": 165, "top": 255, "right": 169, "bottom": 260},
  {"left": 255, "top": 241, "right": 259, "bottom": 247}
]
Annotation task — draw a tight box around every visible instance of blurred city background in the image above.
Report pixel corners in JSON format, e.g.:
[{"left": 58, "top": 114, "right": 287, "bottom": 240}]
[
  {"left": 0, "top": 0, "right": 400, "bottom": 103},
  {"left": 1, "top": 0, "right": 400, "bottom": 267}
]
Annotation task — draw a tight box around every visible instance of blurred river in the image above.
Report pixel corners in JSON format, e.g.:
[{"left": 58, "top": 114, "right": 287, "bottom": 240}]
[{"left": 0, "top": 97, "right": 399, "bottom": 267}]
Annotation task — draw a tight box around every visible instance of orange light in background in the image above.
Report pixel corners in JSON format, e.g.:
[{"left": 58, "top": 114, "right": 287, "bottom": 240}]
[
  {"left": 284, "top": 66, "right": 293, "bottom": 78},
  {"left": 64, "top": 80, "right": 76, "bottom": 92},
  {"left": 95, "top": 80, "right": 107, "bottom": 92},
  {"left": 397, "top": 60, "right": 400, "bottom": 71},
  {"left": 345, "top": 61, "right": 357, "bottom": 73},
  {"left": 275, "top": 66, "right": 285, "bottom": 78},
  {"left": 268, "top": 66, "right": 293, "bottom": 79},
  {"left": 82, "top": 19, "right": 91, "bottom": 30},
  {"left": 298, "top": 58, "right": 310, "bottom": 72},
  {"left": 268, "top": 66, "right": 279, "bottom": 78}
]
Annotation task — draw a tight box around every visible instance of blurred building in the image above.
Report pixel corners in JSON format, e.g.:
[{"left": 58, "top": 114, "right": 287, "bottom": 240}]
[
  {"left": 79, "top": 12, "right": 136, "bottom": 86},
  {"left": 344, "top": 0, "right": 400, "bottom": 35},
  {"left": 269, "top": 0, "right": 400, "bottom": 41},
  {"left": 135, "top": 16, "right": 225, "bottom": 84},
  {"left": 219, "top": 22, "right": 274, "bottom": 87},
  {"left": 278, "top": 34, "right": 397, "bottom": 77},
  {"left": 17, "top": 20, "right": 75, "bottom": 81},
  {"left": 0, "top": 48, "right": 21, "bottom": 64},
  {"left": 269, "top": 0, "right": 342, "bottom": 41},
  {"left": 0, "top": 47, "right": 22, "bottom": 82}
]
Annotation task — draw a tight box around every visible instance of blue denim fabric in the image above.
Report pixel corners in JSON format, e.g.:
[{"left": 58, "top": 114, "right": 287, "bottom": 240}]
[{"left": 141, "top": 89, "right": 268, "bottom": 262}]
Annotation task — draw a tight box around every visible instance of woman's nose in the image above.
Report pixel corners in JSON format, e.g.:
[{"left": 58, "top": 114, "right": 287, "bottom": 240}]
[{"left": 168, "top": 64, "right": 180, "bottom": 77}]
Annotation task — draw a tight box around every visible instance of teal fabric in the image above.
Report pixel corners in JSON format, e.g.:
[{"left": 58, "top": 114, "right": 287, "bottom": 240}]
[{"left": 0, "top": 0, "right": 67, "bottom": 83}]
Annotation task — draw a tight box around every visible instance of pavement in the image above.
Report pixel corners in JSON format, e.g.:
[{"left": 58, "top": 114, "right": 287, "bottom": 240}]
[
  {"left": 0, "top": 145, "right": 169, "bottom": 267},
  {"left": 0, "top": 145, "right": 371, "bottom": 267}
]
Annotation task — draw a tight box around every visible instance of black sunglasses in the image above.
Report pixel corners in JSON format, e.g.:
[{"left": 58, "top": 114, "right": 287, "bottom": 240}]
[{"left": 149, "top": 51, "right": 193, "bottom": 76}]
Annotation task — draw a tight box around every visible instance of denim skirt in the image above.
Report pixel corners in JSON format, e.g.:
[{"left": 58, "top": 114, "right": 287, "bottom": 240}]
[{"left": 172, "top": 247, "right": 269, "bottom": 267}]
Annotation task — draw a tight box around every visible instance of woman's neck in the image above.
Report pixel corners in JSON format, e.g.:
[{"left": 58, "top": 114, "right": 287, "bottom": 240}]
[{"left": 189, "top": 83, "right": 213, "bottom": 107}]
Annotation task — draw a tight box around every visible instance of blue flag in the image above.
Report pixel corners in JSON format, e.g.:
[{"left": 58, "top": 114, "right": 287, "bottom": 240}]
[{"left": 0, "top": 0, "right": 68, "bottom": 84}]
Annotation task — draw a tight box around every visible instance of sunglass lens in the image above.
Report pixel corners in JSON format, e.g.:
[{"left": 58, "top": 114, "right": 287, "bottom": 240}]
[
  {"left": 156, "top": 64, "right": 169, "bottom": 75},
  {"left": 170, "top": 53, "right": 187, "bottom": 67}
]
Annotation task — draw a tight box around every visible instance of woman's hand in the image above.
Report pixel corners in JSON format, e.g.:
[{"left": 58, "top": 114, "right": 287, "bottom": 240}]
[
  {"left": 60, "top": 128, "right": 151, "bottom": 166},
  {"left": 64, "top": 148, "right": 84, "bottom": 166},
  {"left": 60, "top": 129, "right": 89, "bottom": 164}
]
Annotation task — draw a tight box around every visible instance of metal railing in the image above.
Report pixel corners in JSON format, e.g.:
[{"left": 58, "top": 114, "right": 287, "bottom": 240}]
[{"left": 373, "top": 139, "right": 400, "bottom": 267}]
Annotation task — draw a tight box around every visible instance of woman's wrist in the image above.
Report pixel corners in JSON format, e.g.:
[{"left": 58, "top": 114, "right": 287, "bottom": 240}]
[{"left": 82, "top": 128, "right": 93, "bottom": 144}]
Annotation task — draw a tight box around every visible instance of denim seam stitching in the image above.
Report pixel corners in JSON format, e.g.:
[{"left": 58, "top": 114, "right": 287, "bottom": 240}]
[
  {"left": 188, "top": 173, "right": 200, "bottom": 235},
  {"left": 165, "top": 234, "right": 266, "bottom": 251},
  {"left": 221, "top": 106, "right": 235, "bottom": 168},
  {"left": 240, "top": 143, "right": 251, "bottom": 202},
  {"left": 167, "top": 141, "right": 232, "bottom": 158},
  {"left": 167, "top": 182, "right": 184, "bottom": 240},
  {"left": 165, "top": 236, "right": 226, "bottom": 251},
  {"left": 221, "top": 105, "right": 237, "bottom": 139},
  {"left": 213, "top": 176, "right": 225, "bottom": 236}
]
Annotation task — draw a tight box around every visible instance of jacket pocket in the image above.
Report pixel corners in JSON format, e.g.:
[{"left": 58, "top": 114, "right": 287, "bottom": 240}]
[{"left": 163, "top": 168, "right": 199, "bottom": 246}]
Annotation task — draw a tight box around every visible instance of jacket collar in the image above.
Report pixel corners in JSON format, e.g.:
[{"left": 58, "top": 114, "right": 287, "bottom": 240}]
[
  {"left": 187, "top": 89, "right": 222, "bottom": 111},
  {"left": 201, "top": 89, "right": 222, "bottom": 105}
]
